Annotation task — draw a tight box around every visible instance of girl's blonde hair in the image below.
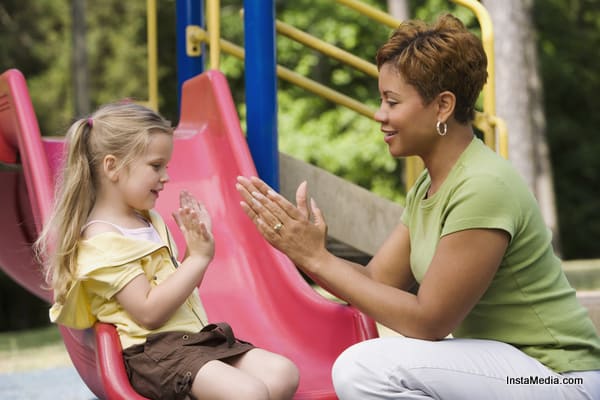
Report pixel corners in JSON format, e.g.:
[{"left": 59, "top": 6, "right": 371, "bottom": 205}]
[{"left": 35, "top": 102, "right": 172, "bottom": 304}]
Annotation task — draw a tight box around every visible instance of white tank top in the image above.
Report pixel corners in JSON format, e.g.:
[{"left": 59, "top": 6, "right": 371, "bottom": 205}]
[{"left": 82, "top": 217, "right": 163, "bottom": 244}]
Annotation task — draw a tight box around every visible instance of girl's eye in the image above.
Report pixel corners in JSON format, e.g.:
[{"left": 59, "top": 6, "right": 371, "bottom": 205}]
[{"left": 151, "top": 164, "right": 161, "bottom": 171}]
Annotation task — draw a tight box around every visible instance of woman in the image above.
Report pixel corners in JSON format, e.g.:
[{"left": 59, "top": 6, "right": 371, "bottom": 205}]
[{"left": 236, "top": 14, "right": 600, "bottom": 400}]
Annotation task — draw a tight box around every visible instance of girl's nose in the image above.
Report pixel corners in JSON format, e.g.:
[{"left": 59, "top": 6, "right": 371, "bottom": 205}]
[{"left": 161, "top": 171, "right": 170, "bottom": 183}]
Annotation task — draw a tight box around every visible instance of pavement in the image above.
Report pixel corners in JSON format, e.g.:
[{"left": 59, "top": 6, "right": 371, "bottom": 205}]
[{"left": 0, "top": 366, "right": 96, "bottom": 400}]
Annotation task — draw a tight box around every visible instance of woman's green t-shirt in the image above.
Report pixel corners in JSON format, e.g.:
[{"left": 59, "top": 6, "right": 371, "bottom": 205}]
[{"left": 401, "top": 137, "right": 600, "bottom": 372}]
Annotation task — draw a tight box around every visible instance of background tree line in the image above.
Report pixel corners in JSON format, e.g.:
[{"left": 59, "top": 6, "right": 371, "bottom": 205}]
[{"left": 1, "top": 0, "right": 599, "bottom": 329}]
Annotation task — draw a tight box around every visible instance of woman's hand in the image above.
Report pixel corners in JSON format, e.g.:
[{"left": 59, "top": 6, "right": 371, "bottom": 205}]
[
  {"left": 173, "top": 190, "right": 214, "bottom": 262},
  {"left": 236, "top": 176, "right": 328, "bottom": 272}
]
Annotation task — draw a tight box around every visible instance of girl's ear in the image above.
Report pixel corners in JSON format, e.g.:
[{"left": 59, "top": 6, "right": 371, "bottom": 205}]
[
  {"left": 436, "top": 90, "right": 456, "bottom": 123},
  {"left": 103, "top": 155, "right": 119, "bottom": 182}
]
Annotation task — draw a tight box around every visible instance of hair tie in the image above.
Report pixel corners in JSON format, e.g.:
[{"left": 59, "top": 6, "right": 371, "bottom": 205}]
[{"left": 87, "top": 117, "right": 94, "bottom": 128}]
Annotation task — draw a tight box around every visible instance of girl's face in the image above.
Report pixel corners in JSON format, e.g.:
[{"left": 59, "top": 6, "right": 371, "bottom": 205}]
[
  {"left": 118, "top": 132, "right": 173, "bottom": 212},
  {"left": 374, "top": 63, "right": 438, "bottom": 158}
]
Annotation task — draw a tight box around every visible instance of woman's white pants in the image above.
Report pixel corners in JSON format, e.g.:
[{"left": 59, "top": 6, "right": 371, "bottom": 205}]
[{"left": 332, "top": 337, "right": 600, "bottom": 399}]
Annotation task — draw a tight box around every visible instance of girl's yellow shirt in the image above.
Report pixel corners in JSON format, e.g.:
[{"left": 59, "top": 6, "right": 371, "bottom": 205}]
[{"left": 50, "top": 210, "right": 207, "bottom": 349}]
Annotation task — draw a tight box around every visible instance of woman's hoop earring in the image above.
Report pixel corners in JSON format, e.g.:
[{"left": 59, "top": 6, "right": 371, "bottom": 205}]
[{"left": 436, "top": 121, "right": 448, "bottom": 136}]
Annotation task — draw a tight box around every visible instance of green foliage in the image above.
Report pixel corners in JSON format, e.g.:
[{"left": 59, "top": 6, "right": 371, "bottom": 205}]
[
  {"left": 272, "top": 0, "right": 405, "bottom": 202},
  {"left": 0, "top": 0, "right": 72, "bottom": 135},
  {"left": 534, "top": 0, "right": 600, "bottom": 258},
  {"left": 2, "top": 0, "right": 600, "bottom": 257},
  {"left": 0, "top": 0, "right": 179, "bottom": 133}
]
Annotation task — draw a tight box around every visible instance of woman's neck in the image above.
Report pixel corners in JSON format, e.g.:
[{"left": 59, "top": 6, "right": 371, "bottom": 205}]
[{"left": 422, "top": 125, "right": 474, "bottom": 197}]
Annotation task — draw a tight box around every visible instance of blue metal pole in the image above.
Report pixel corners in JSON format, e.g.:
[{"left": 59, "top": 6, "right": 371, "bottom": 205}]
[
  {"left": 176, "top": 0, "right": 205, "bottom": 111},
  {"left": 244, "top": 0, "right": 279, "bottom": 190}
]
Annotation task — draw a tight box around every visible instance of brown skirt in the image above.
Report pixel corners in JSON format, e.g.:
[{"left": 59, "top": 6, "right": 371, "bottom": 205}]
[{"left": 122, "top": 323, "right": 254, "bottom": 400}]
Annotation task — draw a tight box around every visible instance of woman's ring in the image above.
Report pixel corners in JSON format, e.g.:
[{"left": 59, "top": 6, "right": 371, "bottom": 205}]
[{"left": 273, "top": 222, "right": 283, "bottom": 232}]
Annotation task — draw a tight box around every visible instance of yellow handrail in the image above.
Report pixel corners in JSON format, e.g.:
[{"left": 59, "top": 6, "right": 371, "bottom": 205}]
[
  {"left": 451, "top": 0, "right": 496, "bottom": 149},
  {"left": 187, "top": 27, "right": 376, "bottom": 118},
  {"left": 275, "top": 19, "right": 378, "bottom": 78},
  {"left": 207, "top": 0, "right": 221, "bottom": 70},
  {"left": 335, "top": 0, "right": 401, "bottom": 28}
]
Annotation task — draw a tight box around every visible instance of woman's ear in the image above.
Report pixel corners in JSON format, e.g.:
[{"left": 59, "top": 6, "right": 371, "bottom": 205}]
[
  {"left": 103, "top": 155, "right": 119, "bottom": 182},
  {"left": 436, "top": 91, "right": 456, "bottom": 123}
]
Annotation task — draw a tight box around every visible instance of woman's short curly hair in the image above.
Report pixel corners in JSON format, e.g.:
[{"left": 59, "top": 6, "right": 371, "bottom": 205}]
[{"left": 376, "top": 14, "right": 487, "bottom": 124}]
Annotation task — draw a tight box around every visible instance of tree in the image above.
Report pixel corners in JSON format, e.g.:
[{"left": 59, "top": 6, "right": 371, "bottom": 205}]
[
  {"left": 534, "top": 0, "right": 600, "bottom": 259},
  {"left": 71, "top": 0, "right": 90, "bottom": 116},
  {"left": 388, "top": 0, "right": 410, "bottom": 21},
  {"left": 482, "top": 0, "right": 561, "bottom": 251}
]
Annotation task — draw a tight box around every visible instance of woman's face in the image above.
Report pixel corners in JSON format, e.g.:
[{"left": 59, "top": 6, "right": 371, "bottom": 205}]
[{"left": 374, "top": 63, "right": 438, "bottom": 158}]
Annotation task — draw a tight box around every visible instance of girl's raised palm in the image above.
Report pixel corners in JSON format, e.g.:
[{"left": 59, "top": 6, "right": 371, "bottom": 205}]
[{"left": 173, "top": 190, "right": 214, "bottom": 261}]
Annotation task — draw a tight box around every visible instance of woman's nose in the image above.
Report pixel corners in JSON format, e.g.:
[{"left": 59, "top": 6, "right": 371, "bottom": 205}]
[{"left": 374, "top": 107, "right": 386, "bottom": 123}]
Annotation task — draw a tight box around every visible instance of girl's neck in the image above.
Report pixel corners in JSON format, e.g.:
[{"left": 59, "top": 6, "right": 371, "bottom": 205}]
[{"left": 90, "top": 191, "right": 148, "bottom": 229}]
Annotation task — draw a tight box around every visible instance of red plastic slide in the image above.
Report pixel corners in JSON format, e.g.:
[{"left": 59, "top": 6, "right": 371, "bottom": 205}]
[{"left": 0, "top": 68, "right": 378, "bottom": 399}]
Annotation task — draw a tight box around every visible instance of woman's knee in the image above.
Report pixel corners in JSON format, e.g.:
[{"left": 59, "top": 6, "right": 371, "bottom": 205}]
[
  {"left": 332, "top": 340, "right": 381, "bottom": 398},
  {"left": 332, "top": 337, "right": 420, "bottom": 399}
]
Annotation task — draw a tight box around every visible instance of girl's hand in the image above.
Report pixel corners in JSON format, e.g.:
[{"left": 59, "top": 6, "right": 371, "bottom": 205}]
[
  {"left": 173, "top": 190, "right": 214, "bottom": 262},
  {"left": 235, "top": 176, "right": 329, "bottom": 272}
]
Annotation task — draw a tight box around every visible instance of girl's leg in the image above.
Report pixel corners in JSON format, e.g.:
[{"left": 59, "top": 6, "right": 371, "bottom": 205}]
[
  {"left": 332, "top": 337, "right": 593, "bottom": 400},
  {"left": 191, "top": 359, "right": 270, "bottom": 400},
  {"left": 228, "top": 348, "right": 300, "bottom": 400}
]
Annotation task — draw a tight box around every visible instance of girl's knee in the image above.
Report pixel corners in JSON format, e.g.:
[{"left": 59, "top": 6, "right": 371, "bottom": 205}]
[
  {"left": 264, "top": 355, "right": 300, "bottom": 399},
  {"left": 243, "top": 380, "right": 271, "bottom": 400}
]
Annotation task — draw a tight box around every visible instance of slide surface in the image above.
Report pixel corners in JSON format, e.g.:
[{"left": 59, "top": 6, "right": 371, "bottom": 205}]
[{"left": 0, "top": 68, "right": 378, "bottom": 399}]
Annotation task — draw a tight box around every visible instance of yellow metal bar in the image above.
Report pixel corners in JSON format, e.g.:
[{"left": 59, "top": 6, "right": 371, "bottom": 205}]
[
  {"left": 492, "top": 115, "right": 508, "bottom": 159},
  {"left": 192, "top": 28, "right": 376, "bottom": 118},
  {"left": 275, "top": 19, "right": 378, "bottom": 78},
  {"left": 474, "top": 112, "right": 508, "bottom": 159},
  {"left": 335, "top": 0, "right": 401, "bottom": 28},
  {"left": 451, "top": 0, "right": 496, "bottom": 150},
  {"left": 276, "top": 64, "right": 376, "bottom": 118},
  {"left": 206, "top": 0, "right": 221, "bottom": 69},
  {"left": 146, "top": 0, "right": 158, "bottom": 110},
  {"left": 405, "top": 156, "right": 425, "bottom": 191}
]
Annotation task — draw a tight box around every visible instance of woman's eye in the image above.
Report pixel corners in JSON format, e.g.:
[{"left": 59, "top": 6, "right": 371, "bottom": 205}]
[{"left": 380, "top": 97, "right": 397, "bottom": 107}]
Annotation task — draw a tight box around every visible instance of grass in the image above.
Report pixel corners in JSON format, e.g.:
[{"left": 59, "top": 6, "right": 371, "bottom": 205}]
[{"left": 0, "top": 325, "right": 73, "bottom": 373}]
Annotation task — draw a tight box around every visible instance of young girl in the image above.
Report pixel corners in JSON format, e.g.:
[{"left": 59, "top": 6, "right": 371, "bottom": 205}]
[{"left": 36, "top": 102, "right": 299, "bottom": 400}]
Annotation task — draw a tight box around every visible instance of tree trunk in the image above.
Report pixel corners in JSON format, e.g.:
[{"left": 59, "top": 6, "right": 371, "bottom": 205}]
[
  {"left": 387, "top": 0, "right": 410, "bottom": 21},
  {"left": 71, "top": 0, "right": 89, "bottom": 117},
  {"left": 482, "top": 0, "right": 561, "bottom": 252}
]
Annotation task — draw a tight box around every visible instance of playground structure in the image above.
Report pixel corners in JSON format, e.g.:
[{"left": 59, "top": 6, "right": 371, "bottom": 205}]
[{"left": 0, "top": 1, "right": 507, "bottom": 399}]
